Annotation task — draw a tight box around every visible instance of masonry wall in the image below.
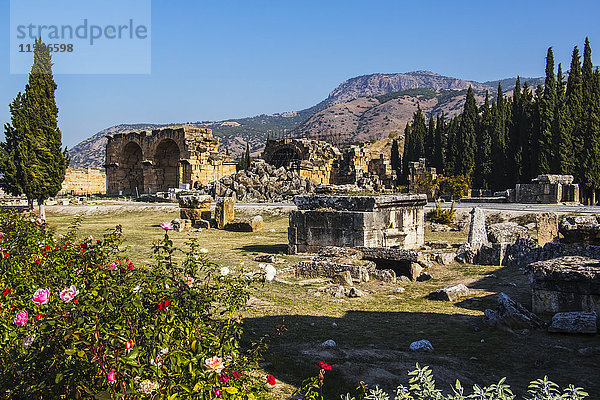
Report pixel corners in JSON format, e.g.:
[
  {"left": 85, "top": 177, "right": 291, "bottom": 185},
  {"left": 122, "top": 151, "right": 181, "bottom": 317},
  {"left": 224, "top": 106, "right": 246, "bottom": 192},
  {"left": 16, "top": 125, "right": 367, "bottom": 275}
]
[{"left": 60, "top": 167, "right": 106, "bottom": 195}]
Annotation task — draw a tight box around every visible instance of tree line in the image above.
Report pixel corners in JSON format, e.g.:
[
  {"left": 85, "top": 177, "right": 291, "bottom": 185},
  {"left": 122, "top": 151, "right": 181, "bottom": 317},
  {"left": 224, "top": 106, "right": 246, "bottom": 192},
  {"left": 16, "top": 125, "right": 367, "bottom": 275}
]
[{"left": 395, "top": 38, "right": 600, "bottom": 204}]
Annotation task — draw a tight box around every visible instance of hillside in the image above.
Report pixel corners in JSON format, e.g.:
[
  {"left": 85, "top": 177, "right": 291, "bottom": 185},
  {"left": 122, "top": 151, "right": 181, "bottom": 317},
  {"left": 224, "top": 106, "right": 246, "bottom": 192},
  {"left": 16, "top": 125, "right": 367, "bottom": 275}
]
[{"left": 68, "top": 72, "right": 542, "bottom": 167}]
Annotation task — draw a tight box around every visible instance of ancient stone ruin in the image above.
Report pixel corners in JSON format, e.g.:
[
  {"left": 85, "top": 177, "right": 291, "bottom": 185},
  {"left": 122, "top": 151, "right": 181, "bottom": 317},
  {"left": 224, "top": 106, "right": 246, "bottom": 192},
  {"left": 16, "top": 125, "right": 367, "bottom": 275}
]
[
  {"left": 105, "top": 126, "right": 236, "bottom": 196},
  {"left": 263, "top": 138, "right": 396, "bottom": 189},
  {"left": 527, "top": 256, "right": 600, "bottom": 315},
  {"left": 408, "top": 158, "right": 437, "bottom": 199},
  {"left": 288, "top": 194, "right": 427, "bottom": 254},
  {"left": 515, "top": 174, "right": 579, "bottom": 204},
  {"left": 59, "top": 167, "right": 106, "bottom": 195}
]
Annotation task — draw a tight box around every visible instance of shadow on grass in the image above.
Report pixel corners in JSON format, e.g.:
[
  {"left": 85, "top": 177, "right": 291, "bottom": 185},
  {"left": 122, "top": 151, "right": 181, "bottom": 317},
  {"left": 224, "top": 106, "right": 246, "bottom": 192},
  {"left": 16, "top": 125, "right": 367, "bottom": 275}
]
[
  {"left": 242, "top": 310, "right": 600, "bottom": 399},
  {"left": 236, "top": 244, "right": 289, "bottom": 254}
]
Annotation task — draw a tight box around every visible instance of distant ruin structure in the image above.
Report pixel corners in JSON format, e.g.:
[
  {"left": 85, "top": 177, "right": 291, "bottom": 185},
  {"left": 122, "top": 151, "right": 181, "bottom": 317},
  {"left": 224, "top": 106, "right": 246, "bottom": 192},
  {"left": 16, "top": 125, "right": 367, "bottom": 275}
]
[
  {"left": 288, "top": 194, "right": 427, "bottom": 254},
  {"left": 105, "top": 126, "right": 236, "bottom": 195},
  {"left": 262, "top": 138, "right": 396, "bottom": 189},
  {"left": 515, "top": 174, "right": 579, "bottom": 204},
  {"left": 408, "top": 158, "right": 437, "bottom": 199},
  {"left": 60, "top": 167, "right": 106, "bottom": 195}
]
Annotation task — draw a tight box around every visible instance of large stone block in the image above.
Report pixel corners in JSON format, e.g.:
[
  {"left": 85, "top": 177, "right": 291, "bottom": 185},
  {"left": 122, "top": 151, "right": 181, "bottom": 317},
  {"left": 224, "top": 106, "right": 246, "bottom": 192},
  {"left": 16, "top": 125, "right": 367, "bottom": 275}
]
[
  {"left": 536, "top": 212, "right": 559, "bottom": 246},
  {"left": 180, "top": 208, "right": 211, "bottom": 221},
  {"left": 225, "top": 216, "right": 264, "bottom": 232},
  {"left": 215, "top": 197, "right": 235, "bottom": 229},
  {"left": 468, "top": 207, "right": 488, "bottom": 247},
  {"left": 179, "top": 195, "right": 212, "bottom": 209},
  {"left": 527, "top": 256, "right": 600, "bottom": 314}
]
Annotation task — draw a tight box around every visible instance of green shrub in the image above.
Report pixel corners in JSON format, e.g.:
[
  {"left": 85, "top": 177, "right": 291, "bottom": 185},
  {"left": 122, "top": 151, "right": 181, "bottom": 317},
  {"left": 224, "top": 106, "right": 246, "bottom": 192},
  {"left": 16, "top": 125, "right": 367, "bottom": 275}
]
[
  {"left": 0, "top": 212, "right": 269, "bottom": 399},
  {"left": 426, "top": 201, "right": 455, "bottom": 225},
  {"left": 299, "top": 364, "right": 589, "bottom": 400}
]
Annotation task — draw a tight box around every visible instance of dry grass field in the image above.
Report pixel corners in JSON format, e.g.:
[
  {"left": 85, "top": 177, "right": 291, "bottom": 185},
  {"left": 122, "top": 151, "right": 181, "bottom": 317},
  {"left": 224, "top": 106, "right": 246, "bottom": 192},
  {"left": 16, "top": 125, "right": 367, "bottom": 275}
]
[{"left": 45, "top": 207, "right": 600, "bottom": 399}]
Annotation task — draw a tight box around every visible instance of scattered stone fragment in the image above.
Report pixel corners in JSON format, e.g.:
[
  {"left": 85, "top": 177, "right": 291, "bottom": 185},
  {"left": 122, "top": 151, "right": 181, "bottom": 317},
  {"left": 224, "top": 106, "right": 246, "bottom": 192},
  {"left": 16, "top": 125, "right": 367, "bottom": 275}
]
[
  {"left": 331, "top": 271, "right": 353, "bottom": 286},
  {"left": 321, "top": 339, "right": 337, "bottom": 348},
  {"left": 393, "top": 287, "right": 405, "bottom": 293},
  {"left": 455, "top": 242, "right": 477, "bottom": 264},
  {"left": 427, "top": 240, "right": 451, "bottom": 249},
  {"left": 409, "top": 262, "right": 423, "bottom": 281},
  {"left": 548, "top": 312, "right": 598, "bottom": 334},
  {"left": 435, "top": 252, "right": 456, "bottom": 265},
  {"left": 348, "top": 287, "right": 364, "bottom": 298},
  {"left": 409, "top": 339, "right": 433, "bottom": 352},
  {"left": 429, "top": 284, "right": 470, "bottom": 301},
  {"left": 483, "top": 293, "right": 546, "bottom": 330},
  {"left": 369, "top": 269, "right": 396, "bottom": 283},
  {"left": 224, "top": 216, "right": 264, "bottom": 232},
  {"left": 254, "top": 254, "right": 284, "bottom": 263},
  {"left": 331, "top": 322, "right": 338, "bottom": 328},
  {"left": 331, "top": 285, "right": 347, "bottom": 297}
]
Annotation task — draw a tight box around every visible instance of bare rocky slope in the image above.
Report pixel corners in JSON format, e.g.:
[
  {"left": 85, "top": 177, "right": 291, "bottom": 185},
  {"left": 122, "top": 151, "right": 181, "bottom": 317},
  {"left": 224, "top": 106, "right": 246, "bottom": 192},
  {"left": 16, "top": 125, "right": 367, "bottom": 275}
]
[{"left": 68, "top": 72, "right": 543, "bottom": 167}]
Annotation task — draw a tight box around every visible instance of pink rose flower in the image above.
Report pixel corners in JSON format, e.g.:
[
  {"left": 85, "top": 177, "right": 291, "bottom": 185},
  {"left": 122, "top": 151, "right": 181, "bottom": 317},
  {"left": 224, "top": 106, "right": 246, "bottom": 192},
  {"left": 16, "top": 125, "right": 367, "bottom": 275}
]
[
  {"left": 107, "top": 369, "right": 116, "bottom": 384},
  {"left": 14, "top": 310, "right": 28, "bottom": 326},
  {"left": 32, "top": 288, "right": 51, "bottom": 305},
  {"left": 204, "top": 356, "right": 225, "bottom": 373},
  {"left": 160, "top": 222, "right": 173, "bottom": 231},
  {"left": 0, "top": 232, "right": 4, "bottom": 238},
  {"left": 59, "top": 285, "right": 79, "bottom": 302}
]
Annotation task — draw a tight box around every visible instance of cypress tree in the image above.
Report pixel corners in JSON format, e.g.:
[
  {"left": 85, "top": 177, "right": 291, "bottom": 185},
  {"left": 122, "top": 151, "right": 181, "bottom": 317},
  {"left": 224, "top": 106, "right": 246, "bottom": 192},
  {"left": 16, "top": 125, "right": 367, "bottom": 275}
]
[
  {"left": 552, "top": 63, "right": 571, "bottom": 174},
  {"left": 0, "top": 38, "right": 69, "bottom": 219},
  {"left": 390, "top": 139, "right": 401, "bottom": 182},
  {"left": 455, "top": 87, "right": 477, "bottom": 178},
  {"left": 402, "top": 106, "right": 427, "bottom": 180},
  {"left": 537, "top": 47, "right": 556, "bottom": 175},
  {"left": 508, "top": 77, "right": 523, "bottom": 185},
  {"left": 445, "top": 115, "right": 460, "bottom": 175},
  {"left": 433, "top": 112, "right": 446, "bottom": 173},
  {"left": 474, "top": 91, "right": 492, "bottom": 188},
  {"left": 581, "top": 38, "right": 600, "bottom": 203},
  {"left": 530, "top": 85, "right": 545, "bottom": 177},
  {"left": 490, "top": 84, "right": 507, "bottom": 190},
  {"left": 401, "top": 122, "right": 412, "bottom": 182},
  {"left": 520, "top": 83, "right": 535, "bottom": 181},
  {"left": 426, "top": 114, "right": 435, "bottom": 160}
]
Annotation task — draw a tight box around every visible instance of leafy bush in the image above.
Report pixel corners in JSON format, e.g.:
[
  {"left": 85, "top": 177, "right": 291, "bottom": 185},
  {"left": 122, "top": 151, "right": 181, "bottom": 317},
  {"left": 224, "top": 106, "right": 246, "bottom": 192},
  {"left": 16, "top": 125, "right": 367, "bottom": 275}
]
[
  {"left": 0, "top": 212, "right": 269, "bottom": 399},
  {"left": 300, "top": 364, "right": 588, "bottom": 400},
  {"left": 436, "top": 175, "right": 470, "bottom": 200},
  {"left": 426, "top": 201, "right": 455, "bottom": 225}
]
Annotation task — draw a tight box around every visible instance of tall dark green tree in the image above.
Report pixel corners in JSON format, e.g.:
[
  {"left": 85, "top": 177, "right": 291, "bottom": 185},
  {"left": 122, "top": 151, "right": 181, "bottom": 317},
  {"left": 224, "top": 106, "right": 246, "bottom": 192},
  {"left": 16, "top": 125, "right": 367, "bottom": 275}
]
[
  {"left": 473, "top": 91, "right": 492, "bottom": 188},
  {"left": 508, "top": 77, "right": 523, "bottom": 185},
  {"left": 455, "top": 86, "right": 477, "bottom": 178},
  {"left": 238, "top": 142, "right": 251, "bottom": 171},
  {"left": 566, "top": 45, "right": 584, "bottom": 172},
  {"left": 402, "top": 106, "right": 426, "bottom": 180},
  {"left": 519, "top": 83, "right": 535, "bottom": 181},
  {"left": 537, "top": 47, "right": 557, "bottom": 175},
  {"left": 432, "top": 112, "right": 446, "bottom": 173},
  {"left": 580, "top": 38, "right": 600, "bottom": 203},
  {"left": 425, "top": 114, "right": 435, "bottom": 160},
  {"left": 0, "top": 38, "right": 69, "bottom": 218},
  {"left": 552, "top": 63, "right": 571, "bottom": 174},
  {"left": 490, "top": 84, "right": 507, "bottom": 190},
  {"left": 390, "top": 139, "right": 401, "bottom": 182}
]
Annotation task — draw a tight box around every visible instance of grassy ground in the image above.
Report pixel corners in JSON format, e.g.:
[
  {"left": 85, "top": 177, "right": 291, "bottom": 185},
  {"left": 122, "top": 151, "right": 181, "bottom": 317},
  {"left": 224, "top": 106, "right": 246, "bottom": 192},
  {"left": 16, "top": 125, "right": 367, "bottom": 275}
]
[{"left": 45, "top": 209, "right": 600, "bottom": 399}]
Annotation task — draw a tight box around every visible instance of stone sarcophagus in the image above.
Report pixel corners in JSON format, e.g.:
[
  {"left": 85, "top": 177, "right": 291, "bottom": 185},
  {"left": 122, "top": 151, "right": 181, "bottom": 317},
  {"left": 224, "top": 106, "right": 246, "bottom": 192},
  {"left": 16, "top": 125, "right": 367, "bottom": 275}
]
[
  {"left": 527, "top": 256, "right": 600, "bottom": 314},
  {"left": 288, "top": 194, "right": 427, "bottom": 254}
]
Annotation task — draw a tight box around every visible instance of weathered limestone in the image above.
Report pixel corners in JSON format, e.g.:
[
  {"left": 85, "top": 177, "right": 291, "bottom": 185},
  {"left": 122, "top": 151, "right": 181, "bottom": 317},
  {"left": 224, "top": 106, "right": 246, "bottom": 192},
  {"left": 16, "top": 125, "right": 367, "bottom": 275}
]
[
  {"left": 105, "top": 126, "right": 236, "bottom": 195},
  {"left": 215, "top": 197, "right": 235, "bottom": 229},
  {"left": 60, "top": 167, "right": 106, "bottom": 195},
  {"left": 288, "top": 194, "right": 427, "bottom": 254},
  {"left": 515, "top": 174, "right": 579, "bottom": 204},
  {"left": 527, "top": 256, "right": 600, "bottom": 314},
  {"left": 548, "top": 311, "right": 598, "bottom": 334},
  {"left": 536, "top": 212, "right": 559, "bottom": 246},
  {"left": 468, "top": 207, "right": 488, "bottom": 248},
  {"left": 179, "top": 195, "right": 212, "bottom": 225},
  {"left": 487, "top": 222, "right": 528, "bottom": 244},
  {"left": 483, "top": 293, "right": 546, "bottom": 330},
  {"left": 429, "top": 284, "right": 470, "bottom": 301},
  {"left": 559, "top": 216, "right": 600, "bottom": 245},
  {"left": 225, "top": 216, "right": 264, "bottom": 232}
]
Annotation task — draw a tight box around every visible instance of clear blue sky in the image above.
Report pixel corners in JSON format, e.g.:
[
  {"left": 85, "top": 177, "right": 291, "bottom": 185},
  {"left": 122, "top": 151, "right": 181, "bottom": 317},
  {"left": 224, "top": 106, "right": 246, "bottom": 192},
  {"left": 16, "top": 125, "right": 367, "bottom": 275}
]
[{"left": 2, "top": 0, "right": 600, "bottom": 148}]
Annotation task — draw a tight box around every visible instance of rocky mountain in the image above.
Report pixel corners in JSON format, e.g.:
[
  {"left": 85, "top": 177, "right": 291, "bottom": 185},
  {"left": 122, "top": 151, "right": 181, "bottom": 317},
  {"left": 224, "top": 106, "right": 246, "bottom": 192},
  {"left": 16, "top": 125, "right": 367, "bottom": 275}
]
[{"left": 68, "top": 72, "right": 543, "bottom": 167}]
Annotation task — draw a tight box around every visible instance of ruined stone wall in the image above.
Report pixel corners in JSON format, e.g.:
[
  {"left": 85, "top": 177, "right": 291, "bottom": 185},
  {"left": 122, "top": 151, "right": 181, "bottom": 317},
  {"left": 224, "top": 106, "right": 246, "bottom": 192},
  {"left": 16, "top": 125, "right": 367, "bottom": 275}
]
[
  {"left": 60, "top": 167, "right": 106, "bottom": 195},
  {"left": 105, "top": 126, "right": 236, "bottom": 195},
  {"left": 515, "top": 175, "right": 579, "bottom": 204}
]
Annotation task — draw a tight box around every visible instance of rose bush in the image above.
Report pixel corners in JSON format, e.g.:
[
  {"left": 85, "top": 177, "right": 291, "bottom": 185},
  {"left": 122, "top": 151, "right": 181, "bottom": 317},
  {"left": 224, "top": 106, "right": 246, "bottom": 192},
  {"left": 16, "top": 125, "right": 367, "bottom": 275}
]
[{"left": 0, "top": 212, "right": 270, "bottom": 399}]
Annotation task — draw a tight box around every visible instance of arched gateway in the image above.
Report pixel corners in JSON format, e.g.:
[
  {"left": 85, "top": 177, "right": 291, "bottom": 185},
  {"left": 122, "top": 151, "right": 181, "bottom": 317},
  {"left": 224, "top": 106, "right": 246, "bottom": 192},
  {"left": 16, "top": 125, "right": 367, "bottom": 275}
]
[{"left": 105, "top": 126, "right": 236, "bottom": 196}]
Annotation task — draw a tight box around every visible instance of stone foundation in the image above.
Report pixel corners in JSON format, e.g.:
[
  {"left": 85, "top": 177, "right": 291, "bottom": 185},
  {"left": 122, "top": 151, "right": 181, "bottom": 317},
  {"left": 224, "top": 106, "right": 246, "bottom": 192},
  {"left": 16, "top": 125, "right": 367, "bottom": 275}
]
[
  {"left": 527, "top": 256, "right": 600, "bottom": 314},
  {"left": 288, "top": 194, "right": 426, "bottom": 254}
]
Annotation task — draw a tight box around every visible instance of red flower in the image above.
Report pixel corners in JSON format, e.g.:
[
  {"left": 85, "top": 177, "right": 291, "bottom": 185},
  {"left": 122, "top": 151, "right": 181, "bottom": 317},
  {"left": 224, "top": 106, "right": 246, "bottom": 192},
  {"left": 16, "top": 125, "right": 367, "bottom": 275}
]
[
  {"left": 157, "top": 280, "right": 161, "bottom": 285},
  {"left": 318, "top": 361, "right": 332, "bottom": 371},
  {"left": 158, "top": 299, "right": 171, "bottom": 310},
  {"left": 2, "top": 288, "right": 13, "bottom": 297},
  {"left": 73, "top": 300, "right": 78, "bottom": 305},
  {"left": 35, "top": 313, "right": 43, "bottom": 321},
  {"left": 266, "top": 374, "right": 276, "bottom": 386},
  {"left": 232, "top": 370, "right": 242, "bottom": 379},
  {"left": 34, "top": 257, "right": 41, "bottom": 264},
  {"left": 43, "top": 245, "right": 51, "bottom": 252}
]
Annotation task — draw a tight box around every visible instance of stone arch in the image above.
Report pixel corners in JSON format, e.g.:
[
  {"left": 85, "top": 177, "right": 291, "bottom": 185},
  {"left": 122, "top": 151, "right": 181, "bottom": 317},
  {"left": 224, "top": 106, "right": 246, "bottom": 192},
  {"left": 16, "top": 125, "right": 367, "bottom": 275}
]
[
  {"left": 154, "top": 139, "right": 181, "bottom": 191},
  {"left": 121, "top": 142, "right": 144, "bottom": 195}
]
